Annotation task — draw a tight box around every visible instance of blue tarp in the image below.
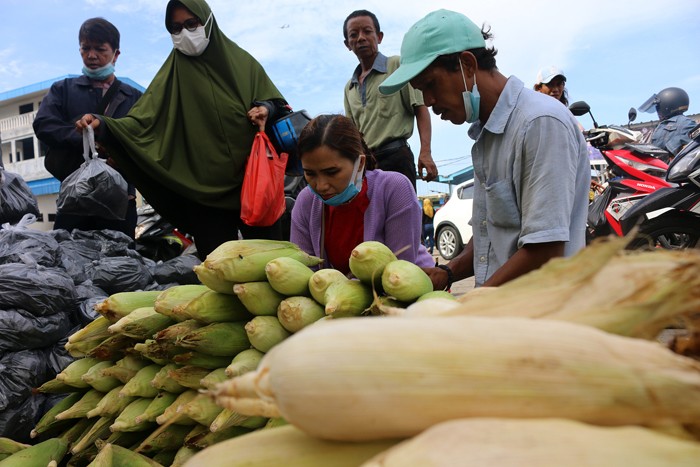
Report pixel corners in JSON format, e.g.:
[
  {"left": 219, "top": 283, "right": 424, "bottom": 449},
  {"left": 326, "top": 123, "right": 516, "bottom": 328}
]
[{"left": 27, "top": 178, "right": 60, "bottom": 196}]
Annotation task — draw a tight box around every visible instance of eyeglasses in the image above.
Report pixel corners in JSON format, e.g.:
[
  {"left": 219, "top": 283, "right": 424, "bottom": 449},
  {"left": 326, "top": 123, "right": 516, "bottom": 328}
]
[{"left": 171, "top": 18, "right": 201, "bottom": 34}]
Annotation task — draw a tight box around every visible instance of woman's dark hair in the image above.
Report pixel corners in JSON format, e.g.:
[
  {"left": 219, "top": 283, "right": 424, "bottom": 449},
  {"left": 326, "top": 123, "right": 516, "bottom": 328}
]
[
  {"left": 298, "top": 115, "right": 377, "bottom": 171},
  {"left": 432, "top": 25, "right": 498, "bottom": 71},
  {"left": 533, "top": 83, "right": 569, "bottom": 106},
  {"left": 343, "top": 10, "right": 380, "bottom": 40},
  {"left": 79, "top": 18, "right": 120, "bottom": 50}
]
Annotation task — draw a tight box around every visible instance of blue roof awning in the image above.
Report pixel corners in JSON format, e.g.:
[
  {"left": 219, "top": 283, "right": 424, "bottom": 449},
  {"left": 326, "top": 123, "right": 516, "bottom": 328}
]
[
  {"left": 435, "top": 166, "right": 474, "bottom": 185},
  {"left": 27, "top": 178, "right": 60, "bottom": 196}
]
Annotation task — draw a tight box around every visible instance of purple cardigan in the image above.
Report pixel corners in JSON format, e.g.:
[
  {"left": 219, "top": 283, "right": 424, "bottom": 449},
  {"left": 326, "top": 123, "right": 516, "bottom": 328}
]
[{"left": 291, "top": 169, "right": 434, "bottom": 269}]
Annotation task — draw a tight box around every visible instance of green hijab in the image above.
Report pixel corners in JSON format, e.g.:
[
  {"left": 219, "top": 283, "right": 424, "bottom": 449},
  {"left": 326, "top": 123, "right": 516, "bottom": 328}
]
[{"left": 102, "top": 0, "right": 284, "bottom": 210}]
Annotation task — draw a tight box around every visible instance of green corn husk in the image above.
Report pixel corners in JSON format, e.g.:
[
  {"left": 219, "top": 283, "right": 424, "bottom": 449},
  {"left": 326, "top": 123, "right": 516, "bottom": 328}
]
[
  {"left": 30, "top": 392, "right": 83, "bottom": 438},
  {"left": 324, "top": 279, "right": 374, "bottom": 318},
  {"left": 119, "top": 364, "right": 162, "bottom": 399},
  {"left": 176, "top": 321, "right": 250, "bottom": 357},
  {"left": 55, "top": 389, "right": 105, "bottom": 421},
  {"left": 110, "top": 398, "right": 156, "bottom": 433},
  {"left": 168, "top": 366, "right": 212, "bottom": 390},
  {"left": 35, "top": 377, "right": 81, "bottom": 394},
  {"left": 416, "top": 290, "right": 457, "bottom": 302},
  {"left": 81, "top": 361, "right": 121, "bottom": 393},
  {"left": 348, "top": 241, "right": 397, "bottom": 287},
  {"left": 89, "top": 443, "right": 163, "bottom": 467},
  {"left": 265, "top": 257, "right": 314, "bottom": 296},
  {"left": 86, "top": 385, "right": 136, "bottom": 419},
  {"left": 151, "top": 449, "right": 178, "bottom": 466},
  {"left": 150, "top": 364, "right": 187, "bottom": 394},
  {"left": 264, "top": 417, "right": 289, "bottom": 429},
  {"left": 233, "top": 282, "right": 286, "bottom": 316},
  {"left": 209, "top": 409, "right": 268, "bottom": 432},
  {"left": 179, "top": 394, "right": 224, "bottom": 426},
  {"left": 200, "top": 368, "right": 228, "bottom": 390},
  {"left": 58, "top": 417, "right": 93, "bottom": 445},
  {"left": 100, "top": 355, "right": 151, "bottom": 384},
  {"left": 308, "top": 268, "right": 348, "bottom": 305},
  {"left": 0, "top": 438, "right": 29, "bottom": 456},
  {"left": 155, "top": 390, "right": 199, "bottom": 426},
  {"left": 278, "top": 296, "right": 326, "bottom": 333},
  {"left": 366, "top": 295, "right": 409, "bottom": 316},
  {"left": 68, "top": 316, "right": 112, "bottom": 344},
  {"left": 185, "top": 425, "right": 253, "bottom": 449},
  {"left": 56, "top": 358, "right": 102, "bottom": 389},
  {"left": 184, "top": 424, "right": 210, "bottom": 445},
  {"left": 103, "top": 430, "right": 149, "bottom": 449},
  {"left": 225, "top": 348, "right": 264, "bottom": 378},
  {"left": 171, "top": 445, "right": 199, "bottom": 467},
  {"left": 171, "top": 351, "right": 234, "bottom": 370},
  {"left": 381, "top": 259, "right": 434, "bottom": 302},
  {"left": 134, "top": 392, "right": 179, "bottom": 424},
  {"left": 65, "top": 336, "right": 109, "bottom": 358},
  {"left": 70, "top": 416, "right": 113, "bottom": 454},
  {"left": 154, "top": 319, "right": 204, "bottom": 343},
  {"left": 86, "top": 334, "right": 137, "bottom": 361},
  {"left": 245, "top": 316, "right": 291, "bottom": 353},
  {"left": 108, "top": 306, "right": 175, "bottom": 340},
  {"left": 133, "top": 339, "right": 187, "bottom": 362},
  {"left": 172, "top": 290, "right": 252, "bottom": 324},
  {"left": 66, "top": 445, "right": 98, "bottom": 467},
  {"left": 0, "top": 437, "right": 69, "bottom": 467},
  {"left": 191, "top": 265, "right": 236, "bottom": 295},
  {"left": 95, "top": 290, "right": 162, "bottom": 323},
  {"left": 154, "top": 285, "right": 210, "bottom": 320},
  {"left": 195, "top": 239, "right": 322, "bottom": 286}
]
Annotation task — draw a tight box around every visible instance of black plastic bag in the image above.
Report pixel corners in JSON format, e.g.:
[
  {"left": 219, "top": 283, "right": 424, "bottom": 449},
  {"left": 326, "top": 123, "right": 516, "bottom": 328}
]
[
  {"left": 0, "top": 393, "right": 46, "bottom": 442},
  {"left": 0, "top": 215, "right": 60, "bottom": 267},
  {"left": 84, "top": 256, "right": 153, "bottom": 295},
  {"left": 0, "top": 308, "right": 72, "bottom": 352},
  {"left": 0, "top": 263, "right": 76, "bottom": 317},
  {"left": 0, "top": 349, "right": 49, "bottom": 412},
  {"left": 0, "top": 168, "right": 40, "bottom": 225},
  {"left": 44, "top": 332, "right": 75, "bottom": 378},
  {"left": 153, "top": 254, "right": 201, "bottom": 285},
  {"left": 71, "top": 229, "right": 133, "bottom": 257},
  {"left": 58, "top": 239, "right": 103, "bottom": 284}
]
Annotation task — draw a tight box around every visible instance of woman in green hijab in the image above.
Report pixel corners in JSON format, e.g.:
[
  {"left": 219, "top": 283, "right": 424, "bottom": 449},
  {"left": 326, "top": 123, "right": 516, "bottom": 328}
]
[{"left": 76, "top": 0, "right": 290, "bottom": 258}]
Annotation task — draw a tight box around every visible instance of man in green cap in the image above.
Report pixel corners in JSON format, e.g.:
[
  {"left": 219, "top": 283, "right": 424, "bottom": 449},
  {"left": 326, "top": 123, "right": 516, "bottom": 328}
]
[{"left": 380, "top": 9, "right": 589, "bottom": 289}]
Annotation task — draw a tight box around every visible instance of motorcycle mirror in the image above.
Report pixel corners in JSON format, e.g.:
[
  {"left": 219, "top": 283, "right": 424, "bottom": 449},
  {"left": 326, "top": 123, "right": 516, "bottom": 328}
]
[
  {"left": 568, "top": 101, "right": 590, "bottom": 116},
  {"left": 628, "top": 107, "right": 637, "bottom": 125}
]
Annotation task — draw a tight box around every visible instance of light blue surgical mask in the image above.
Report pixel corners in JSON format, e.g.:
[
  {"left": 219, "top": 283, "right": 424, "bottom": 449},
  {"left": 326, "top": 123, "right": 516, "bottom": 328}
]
[
  {"left": 309, "top": 155, "right": 364, "bottom": 206},
  {"left": 82, "top": 54, "right": 116, "bottom": 81},
  {"left": 459, "top": 61, "right": 480, "bottom": 124}
]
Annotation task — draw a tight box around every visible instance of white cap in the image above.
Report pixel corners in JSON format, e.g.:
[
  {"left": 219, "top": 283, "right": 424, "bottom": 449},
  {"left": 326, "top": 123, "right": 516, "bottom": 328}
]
[{"left": 535, "top": 66, "right": 566, "bottom": 85}]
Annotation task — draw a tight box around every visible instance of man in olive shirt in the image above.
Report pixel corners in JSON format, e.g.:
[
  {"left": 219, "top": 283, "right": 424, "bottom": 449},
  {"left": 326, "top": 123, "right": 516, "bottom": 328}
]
[{"left": 343, "top": 10, "right": 437, "bottom": 190}]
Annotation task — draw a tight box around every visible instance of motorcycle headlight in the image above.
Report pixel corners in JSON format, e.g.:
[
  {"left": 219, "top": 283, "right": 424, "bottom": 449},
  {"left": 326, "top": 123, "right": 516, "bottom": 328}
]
[{"left": 667, "top": 145, "right": 700, "bottom": 183}]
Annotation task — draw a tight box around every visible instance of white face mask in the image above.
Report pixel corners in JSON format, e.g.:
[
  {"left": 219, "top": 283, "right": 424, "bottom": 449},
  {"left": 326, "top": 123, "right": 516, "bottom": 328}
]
[{"left": 171, "top": 13, "right": 213, "bottom": 56}]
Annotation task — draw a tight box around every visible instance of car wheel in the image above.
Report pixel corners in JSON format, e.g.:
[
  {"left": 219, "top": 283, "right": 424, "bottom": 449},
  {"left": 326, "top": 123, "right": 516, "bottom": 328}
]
[{"left": 437, "top": 225, "right": 463, "bottom": 260}]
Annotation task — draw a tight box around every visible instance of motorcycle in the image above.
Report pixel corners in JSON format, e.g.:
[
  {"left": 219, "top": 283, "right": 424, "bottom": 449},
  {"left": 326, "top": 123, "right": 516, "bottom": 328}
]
[
  {"left": 568, "top": 101, "right": 672, "bottom": 242},
  {"left": 620, "top": 122, "right": 700, "bottom": 249},
  {"left": 134, "top": 204, "right": 194, "bottom": 261}
]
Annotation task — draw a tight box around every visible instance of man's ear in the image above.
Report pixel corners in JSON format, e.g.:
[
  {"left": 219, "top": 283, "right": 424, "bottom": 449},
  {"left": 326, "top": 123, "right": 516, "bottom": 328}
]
[
  {"left": 458, "top": 51, "right": 478, "bottom": 76},
  {"left": 344, "top": 39, "right": 351, "bottom": 51},
  {"left": 377, "top": 31, "right": 384, "bottom": 44},
  {"left": 113, "top": 49, "right": 121, "bottom": 64}
]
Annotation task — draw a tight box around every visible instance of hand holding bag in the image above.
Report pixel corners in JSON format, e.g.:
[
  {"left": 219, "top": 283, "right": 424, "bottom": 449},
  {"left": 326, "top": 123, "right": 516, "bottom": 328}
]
[
  {"left": 240, "top": 131, "right": 288, "bottom": 227},
  {"left": 56, "top": 125, "right": 128, "bottom": 220}
]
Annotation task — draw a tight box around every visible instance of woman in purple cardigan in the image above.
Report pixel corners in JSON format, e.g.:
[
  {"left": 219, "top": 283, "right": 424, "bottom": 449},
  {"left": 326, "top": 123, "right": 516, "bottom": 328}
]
[{"left": 290, "top": 114, "right": 434, "bottom": 276}]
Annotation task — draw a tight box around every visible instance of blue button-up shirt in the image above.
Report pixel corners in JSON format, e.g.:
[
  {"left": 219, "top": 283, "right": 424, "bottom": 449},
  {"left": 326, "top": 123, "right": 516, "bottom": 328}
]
[{"left": 468, "top": 76, "right": 589, "bottom": 286}]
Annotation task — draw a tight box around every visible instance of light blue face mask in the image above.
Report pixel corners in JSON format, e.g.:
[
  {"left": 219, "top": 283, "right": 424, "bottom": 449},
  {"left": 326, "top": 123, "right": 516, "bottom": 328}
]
[
  {"left": 459, "top": 60, "right": 480, "bottom": 124},
  {"left": 82, "top": 54, "right": 116, "bottom": 81},
  {"left": 309, "top": 156, "right": 364, "bottom": 206}
]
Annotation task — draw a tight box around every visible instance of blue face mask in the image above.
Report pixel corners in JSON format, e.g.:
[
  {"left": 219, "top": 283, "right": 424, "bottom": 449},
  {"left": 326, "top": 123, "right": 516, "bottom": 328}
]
[
  {"left": 82, "top": 54, "right": 116, "bottom": 81},
  {"left": 309, "top": 156, "right": 364, "bottom": 206},
  {"left": 459, "top": 61, "right": 480, "bottom": 124}
]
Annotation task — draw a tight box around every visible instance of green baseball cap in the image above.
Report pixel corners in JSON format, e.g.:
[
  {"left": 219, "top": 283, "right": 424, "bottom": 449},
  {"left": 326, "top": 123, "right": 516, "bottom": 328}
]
[{"left": 379, "top": 9, "right": 485, "bottom": 95}]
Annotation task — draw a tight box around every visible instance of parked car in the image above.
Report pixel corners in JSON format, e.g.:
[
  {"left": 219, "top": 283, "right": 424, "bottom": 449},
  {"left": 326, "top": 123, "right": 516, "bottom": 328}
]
[{"left": 433, "top": 178, "right": 474, "bottom": 260}]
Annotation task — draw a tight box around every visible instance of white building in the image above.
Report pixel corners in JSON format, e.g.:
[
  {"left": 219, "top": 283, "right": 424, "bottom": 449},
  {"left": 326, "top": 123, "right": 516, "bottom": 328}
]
[{"left": 0, "top": 75, "right": 145, "bottom": 230}]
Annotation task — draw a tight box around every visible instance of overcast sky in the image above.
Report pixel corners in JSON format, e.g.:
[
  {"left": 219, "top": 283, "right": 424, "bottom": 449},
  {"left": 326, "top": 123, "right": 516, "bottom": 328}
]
[{"left": 2, "top": 0, "right": 699, "bottom": 195}]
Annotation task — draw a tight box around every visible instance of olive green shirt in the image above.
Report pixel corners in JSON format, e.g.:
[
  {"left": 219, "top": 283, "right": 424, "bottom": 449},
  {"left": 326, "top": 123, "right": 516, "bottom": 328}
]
[{"left": 344, "top": 53, "right": 424, "bottom": 150}]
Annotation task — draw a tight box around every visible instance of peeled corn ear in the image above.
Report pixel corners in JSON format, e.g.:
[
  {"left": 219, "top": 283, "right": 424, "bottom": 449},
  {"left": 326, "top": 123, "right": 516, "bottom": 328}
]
[
  {"left": 265, "top": 257, "right": 314, "bottom": 296},
  {"left": 349, "top": 241, "right": 397, "bottom": 287},
  {"left": 324, "top": 279, "right": 373, "bottom": 318},
  {"left": 233, "top": 282, "right": 287, "bottom": 316},
  {"left": 381, "top": 260, "right": 433, "bottom": 302},
  {"left": 308, "top": 269, "right": 347, "bottom": 305}
]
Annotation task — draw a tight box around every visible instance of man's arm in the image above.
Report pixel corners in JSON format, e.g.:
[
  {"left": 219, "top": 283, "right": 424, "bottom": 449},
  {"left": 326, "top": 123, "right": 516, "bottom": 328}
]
[
  {"left": 483, "top": 241, "right": 564, "bottom": 287},
  {"left": 424, "top": 238, "right": 474, "bottom": 290},
  {"left": 414, "top": 105, "right": 437, "bottom": 182}
]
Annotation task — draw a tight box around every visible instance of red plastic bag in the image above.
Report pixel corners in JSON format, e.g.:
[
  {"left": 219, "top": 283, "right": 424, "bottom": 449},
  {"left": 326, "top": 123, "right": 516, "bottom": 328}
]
[{"left": 241, "top": 132, "right": 289, "bottom": 227}]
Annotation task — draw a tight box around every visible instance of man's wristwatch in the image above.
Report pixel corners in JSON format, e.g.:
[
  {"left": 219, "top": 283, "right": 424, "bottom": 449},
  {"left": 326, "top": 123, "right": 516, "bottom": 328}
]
[{"left": 435, "top": 264, "right": 454, "bottom": 290}]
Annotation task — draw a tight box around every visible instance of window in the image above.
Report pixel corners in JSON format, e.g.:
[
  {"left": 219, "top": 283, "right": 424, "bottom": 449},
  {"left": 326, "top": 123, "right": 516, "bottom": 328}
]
[
  {"left": 19, "top": 103, "right": 34, "bottom": 114},
  {"left": 458, "top": 183, "right": 474, "bottom": 200}
]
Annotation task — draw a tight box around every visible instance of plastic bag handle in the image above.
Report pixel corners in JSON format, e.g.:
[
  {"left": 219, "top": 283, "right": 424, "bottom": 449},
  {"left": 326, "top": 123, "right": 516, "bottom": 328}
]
[{"left": 82, "top": 125, "right": 99, "bottom": 162}]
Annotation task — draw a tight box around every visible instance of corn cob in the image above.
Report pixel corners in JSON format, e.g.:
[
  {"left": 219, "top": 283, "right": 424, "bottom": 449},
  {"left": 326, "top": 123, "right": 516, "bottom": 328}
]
[
  {"left": 86, "top": 334, "right": 136, "bottom": 361},
  {"left": 0, "top": 437, "right": 69, "bottom": 467},
  {"left": 70, "top": 416, "right": 113, "bottom": 454},
  {"left": 133, "top": 339, "right": 187, "bottom": 364},
  {"left": 108, "top": 306, "right": 175, "bottom": 340},
  {"left": 308, "top": 268, "right": 347, "bottom": 305},
  {"left": 153, "top": 285, "right": 210, "bottom": 320},
  {"left": 35, "top": 377, "right": 80, "bottom": 394},
  {"left": 233, "top": 281, "right": 286, "bottom": 316},
  {"left": 168, "top": 365, "right": 212, "bottom": 390},
  {"left": 263, "top": 417, "right": 288, "bottom": 429},
  {"left": 277, "top": 296, "right": 326, "bottom": 332},
  {"left": 245, "top": 316, "right": 291, "bottom": 353},
  {"left": 119, "top": 364, "right": 162, "bottom": 398},
  {"left": 30, "top": 392, "right": 83, "bottom": 438},
  {"left": 86, "top": 385, "right": 134, "bottom": 419},
  {"left": 349, "top": 241, "right": 397, "bottom": 287},
  {"left": 89, "top": 443, "right": 163, "bottom": 467},
  {"left": 171, "top": 445, "right": 199, "bottom": 467},
  {"left": 184, "top": 424, "right": 399, "bottom": 467},
  {"left": 195, "top": 239, "right": 322, "bottom": 286},
  {"left": 94, "top": 290, "right": 162, "bottom": 323},
  {"left": 265, "top": 257, "right": 314, "bottom": 296},
  {"left": 216, "top": 315, "right": 700, "bottom": 441},
  {"left": 54, "top": 389, "right": 105, "bottom": 421},
  {"left": 184, "top": 425, "right": 253, "bottom": 450},
  {"left": 100, "top": 355, "right": 151, "bottom": 384},
  {"left": 110, "top": 398, "right": 155, "bottom": 433},
  {"left": 200, "top": 368, "right": 229, "bottom": 390},
  {"left": 172, "top": 290, "right": 252, "bottom": 323},
  {"left": 68, "top": 316, "right": 112, "bottom": 344},
  {"left": 225, "top": 348, "right": 264, "bottom": 378},
  {"left": 134, "top": 392, "right": 179, "bottom": 425},
  {"left": 154, "top": 319, "right": 203, "bottom": 342},
  {"left": 416, "top": 290, "right": 456, "bottom": 302},
  {"left": 81, "top": 360, "right": 121, "bottom": 393},
  {"left": 176, "top": 321, "right": 250, "bottom": 356},
  {"left": 324, "top": 279, "right": 373, "bottom": 318},
  {"left": 150, "top": 364, "right": 187, "bottom": 394},
  {"left": 151, "top": 449, "right": 177, "bottom": 466},
  {"left": 209, "top": 409, "right": 267, "bottom": 433},
  {"left": 381, "top": 259, "right": 433, "bottom": 302},
  {"left": 155, "top": 390, "right": 199, "bottom": 426},
  {"left": 56, "top": 358, "right": 102, "bottom": 389},
  {"left": 64, "top": 336, "right": 108, "bottom": 358},
  {"left": 362, "top": 418, "right": 700, "bottom": 467},
  {"left": 0, "top": 438, "right": 29, "bottom": 457},
  {"left": 178, "top": 394, "right": 224, "bottom": 426},
  {"left": 171, "top": 351, "right": 234, "bottom": 369}
]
